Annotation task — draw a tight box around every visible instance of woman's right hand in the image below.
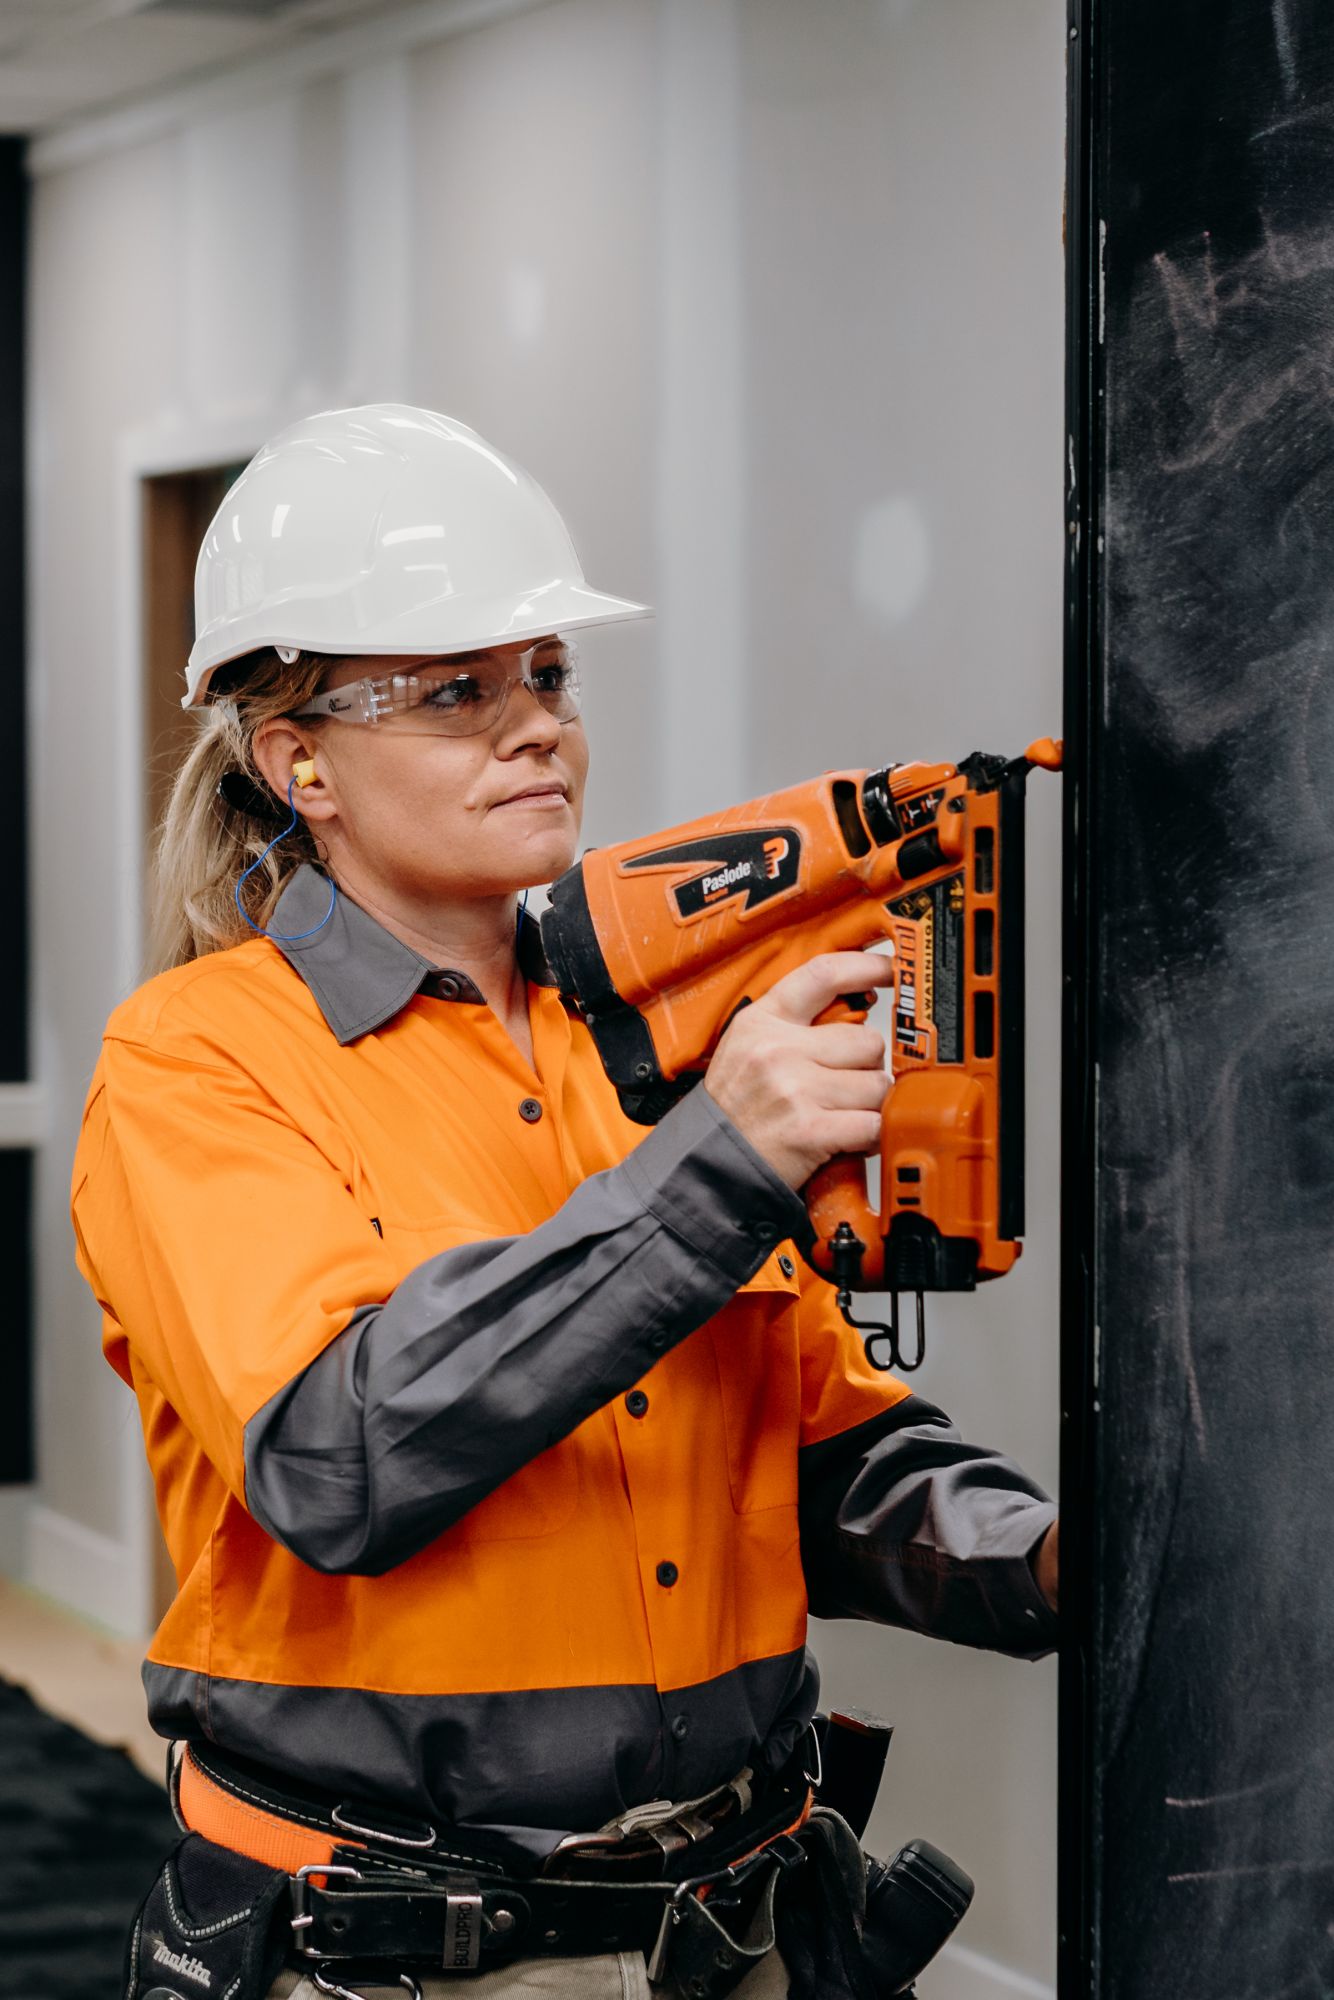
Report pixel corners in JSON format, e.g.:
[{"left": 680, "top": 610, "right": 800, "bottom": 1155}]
[{"left": 702, "top": 950, "right": 894, "bottom": 1191}]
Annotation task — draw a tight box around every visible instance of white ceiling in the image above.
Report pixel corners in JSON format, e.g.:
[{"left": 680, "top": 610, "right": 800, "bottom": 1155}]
[{"left": 0, "top": 0, "right": 402, "bottom": 135}]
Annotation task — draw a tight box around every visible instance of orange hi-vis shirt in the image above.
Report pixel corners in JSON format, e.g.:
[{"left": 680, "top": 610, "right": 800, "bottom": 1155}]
[{"left": 71, "top": 867, "right": 1057, "bottom": 1852}]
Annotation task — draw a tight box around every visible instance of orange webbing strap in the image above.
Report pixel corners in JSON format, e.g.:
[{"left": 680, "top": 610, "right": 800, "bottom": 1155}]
[{"left": 178, "top": 1748, "right": 364, "bottom": 1876}]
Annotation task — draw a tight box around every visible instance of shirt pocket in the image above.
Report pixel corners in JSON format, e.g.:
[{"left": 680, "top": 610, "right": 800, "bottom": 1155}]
[{"left": 709, "top": 1252, "right": 804, "bottom": 1515}]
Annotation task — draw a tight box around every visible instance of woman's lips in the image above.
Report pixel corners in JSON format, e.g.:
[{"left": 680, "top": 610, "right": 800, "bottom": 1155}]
[{"left": 491, "top": 785, "right": 569, "bottom": 809}]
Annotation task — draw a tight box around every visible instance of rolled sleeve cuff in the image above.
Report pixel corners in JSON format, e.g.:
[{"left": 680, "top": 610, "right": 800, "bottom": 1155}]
[
  {"left": 620, "top": 1083, "right": 811, "bottom": 1286},
  {"left": 977, "top": 1497, "right": 1060, "bottom": 1654}
]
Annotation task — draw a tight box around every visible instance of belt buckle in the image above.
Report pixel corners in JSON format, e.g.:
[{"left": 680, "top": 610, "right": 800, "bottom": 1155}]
[
  {"left": 291, "top": 1864, "right": 365, "bottom": 1959},
  {"left": 291, "top": 1862, "right": 486, "bottom": 1974},
  {"left": 550, "top": 1772, "right": 749, "bottom": 1877}
]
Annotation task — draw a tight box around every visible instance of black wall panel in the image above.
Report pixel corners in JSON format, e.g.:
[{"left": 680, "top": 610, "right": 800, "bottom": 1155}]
[
  {"left": 0, "top": 136, "right": 25, "bottom": 1083},
  {"left": 0, "top": 138, "right": 31, "bottom": 1486},
  {"left": 1065, "top": 0, "right": 1334, "bottom": 1991}
]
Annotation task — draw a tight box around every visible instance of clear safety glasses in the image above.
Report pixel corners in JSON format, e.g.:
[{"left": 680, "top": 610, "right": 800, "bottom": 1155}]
[{"left": 291, "top": 639, "right": 581, "bottom": 737}]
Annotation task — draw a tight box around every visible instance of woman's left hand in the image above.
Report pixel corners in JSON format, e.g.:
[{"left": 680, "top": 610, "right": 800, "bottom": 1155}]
[{"left": 1034, "top": 1518, "right": 1059, "bottom": 1612}]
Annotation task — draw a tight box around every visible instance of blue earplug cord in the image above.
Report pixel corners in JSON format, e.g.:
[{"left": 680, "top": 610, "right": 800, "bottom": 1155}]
[{"left": 234, "top": 776, "right": 337, "bottom": 943}]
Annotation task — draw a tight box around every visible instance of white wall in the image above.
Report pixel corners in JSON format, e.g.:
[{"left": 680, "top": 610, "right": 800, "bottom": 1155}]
[
  {"left": 734, "top": 4, "right": 1066, "bottom": 1987},
  {"left": 18, "top": 2, "right": 1065, "bottom": 1991}
]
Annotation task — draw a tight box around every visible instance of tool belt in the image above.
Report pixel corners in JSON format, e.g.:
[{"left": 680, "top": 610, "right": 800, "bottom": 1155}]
[
  {"left": 125, "top": 1737, "right": 820, "bottom": 2000},
  {"left": 128, "top": 1728, "right": 972, "bottom": 2000}
]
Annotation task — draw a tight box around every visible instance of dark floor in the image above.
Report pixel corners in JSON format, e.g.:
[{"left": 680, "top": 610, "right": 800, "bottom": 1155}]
[{"left": 0, "top": 1676, "right": 177, "bottom": 1998}]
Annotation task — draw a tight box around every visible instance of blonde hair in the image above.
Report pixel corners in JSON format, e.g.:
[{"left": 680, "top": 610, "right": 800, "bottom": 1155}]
[{"left": 148, "top": 649, "right": 334, "bottom": 974}]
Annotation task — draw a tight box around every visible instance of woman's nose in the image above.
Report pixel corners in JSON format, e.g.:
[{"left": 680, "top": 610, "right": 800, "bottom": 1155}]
[{"left": 494, "top": 677, "right": 564, "bottom": 754}]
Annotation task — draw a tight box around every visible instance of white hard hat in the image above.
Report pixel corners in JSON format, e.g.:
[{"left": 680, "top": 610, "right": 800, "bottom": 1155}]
[{"left": 184, "top": 403, "right": 649, "bottom": 707}]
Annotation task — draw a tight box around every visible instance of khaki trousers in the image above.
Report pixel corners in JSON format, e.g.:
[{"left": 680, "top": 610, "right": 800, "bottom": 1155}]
[{"left": 268, "top": 1944, "right": 791, "bottom": 1998}]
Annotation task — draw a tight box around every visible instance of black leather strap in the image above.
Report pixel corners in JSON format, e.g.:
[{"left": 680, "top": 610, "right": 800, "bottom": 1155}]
[
  {"left": 289, "top": 1836, "right": 805, "bottom": 1997},
  {"left": 292, "top": 1868, "right": 672, "bottom": 1966}
]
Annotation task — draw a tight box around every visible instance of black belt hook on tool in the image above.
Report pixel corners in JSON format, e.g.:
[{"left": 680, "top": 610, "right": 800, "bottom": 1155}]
[
  {"left": 837, "top": 1286, "right": 927, "bottom": 1373},
  {"left": 827, "top": 1222, "right": 926, "bottom": 1372}
]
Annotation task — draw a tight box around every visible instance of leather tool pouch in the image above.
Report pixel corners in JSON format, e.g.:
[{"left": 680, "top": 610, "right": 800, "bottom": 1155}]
[{"left": 124, "top": 1833, "right": 290, "bottom": 2000}]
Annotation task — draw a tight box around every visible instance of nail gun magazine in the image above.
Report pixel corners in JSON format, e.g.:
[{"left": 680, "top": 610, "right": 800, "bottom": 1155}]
[{"left": 541, "top": 741, "right": 1061, "bottom": 1371}]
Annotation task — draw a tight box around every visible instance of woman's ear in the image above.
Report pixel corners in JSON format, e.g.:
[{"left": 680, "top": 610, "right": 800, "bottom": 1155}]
[{"left": 252, "top": 720, "right": 334, "bottom": 819}]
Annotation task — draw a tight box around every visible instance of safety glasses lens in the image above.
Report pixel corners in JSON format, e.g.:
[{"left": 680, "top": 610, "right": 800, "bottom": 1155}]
[{"left": 349, "top": 646, "right": 579, "bottom": 734}]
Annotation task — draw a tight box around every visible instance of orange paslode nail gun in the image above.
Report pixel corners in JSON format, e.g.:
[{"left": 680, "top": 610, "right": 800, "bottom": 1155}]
[{"left": 542, "top": 739, "right": 1062, "bottom": 1372}]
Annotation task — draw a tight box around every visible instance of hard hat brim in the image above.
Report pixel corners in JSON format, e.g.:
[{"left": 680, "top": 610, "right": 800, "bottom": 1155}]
[{"left": 185, "top": 581, "right": 650, "bottom": 708}]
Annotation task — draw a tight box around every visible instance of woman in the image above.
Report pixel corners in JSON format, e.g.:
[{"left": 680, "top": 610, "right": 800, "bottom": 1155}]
[{"left": 72, "top": 405, "right": 1057, "bottom": 2000}]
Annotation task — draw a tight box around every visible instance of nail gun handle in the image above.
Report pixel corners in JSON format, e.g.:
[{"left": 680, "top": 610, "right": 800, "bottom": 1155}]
[
  {"left": 806, "top": 1155, "right": 885, "bottom": 1287},
  {"left": 805, "top": 988, "right": 887, "bottom": 1288}
]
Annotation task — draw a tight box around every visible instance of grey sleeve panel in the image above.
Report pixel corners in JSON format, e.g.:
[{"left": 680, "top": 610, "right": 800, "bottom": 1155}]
[
  {"left": 243, "top": 1085, "right": 809, "bottom": 1577},
  {"left": 798, "top": 1395, "right": 1059, "bottom": 1659}
]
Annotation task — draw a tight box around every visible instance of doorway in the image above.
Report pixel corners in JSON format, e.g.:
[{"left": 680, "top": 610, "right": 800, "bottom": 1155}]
[
  {"left": 142, "top": 465, "right": 248, "bottom": 850},
  {"left": 140, "top": 460, "right": 247, "bottom": 1621}
]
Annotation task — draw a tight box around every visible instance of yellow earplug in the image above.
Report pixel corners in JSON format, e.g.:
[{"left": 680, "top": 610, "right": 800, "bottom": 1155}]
[{"left": 293, "top": 759, "right": 317, "bottom": 790}]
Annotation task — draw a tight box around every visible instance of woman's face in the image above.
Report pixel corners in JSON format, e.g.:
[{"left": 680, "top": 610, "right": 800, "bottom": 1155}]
[{"left": 258, "top": 639, "right": 590, "bottom": 905}]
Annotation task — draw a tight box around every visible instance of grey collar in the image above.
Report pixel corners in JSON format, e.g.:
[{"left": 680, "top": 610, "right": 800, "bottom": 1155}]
[{"left": 270, "top": 864, "right": 555, "bottom": 1045}]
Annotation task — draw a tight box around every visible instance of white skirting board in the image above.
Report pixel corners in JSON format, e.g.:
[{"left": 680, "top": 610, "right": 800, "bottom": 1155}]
[{"left": 928, "top": 1942, "right": 1056, "bottom": 2000}]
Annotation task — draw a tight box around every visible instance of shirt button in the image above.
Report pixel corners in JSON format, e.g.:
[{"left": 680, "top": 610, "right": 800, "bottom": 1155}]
[
  {"left": 656, "top": 1561, "right": 679, "bottom": 1588},
  {"left": 625, "top": 1390, "right": 649, "bottom": 1418},
  {"left": 671, "top": 1715, "right": 690, "bottom": 1741},
  {"left": 778, "top": 1254, "right": 796, "bottom": 1279},
  {"left": 518, "top": 1098, "right": 543, "bottom": 1123},
  {"left": 648, "top": 1331, "right": 668, "bottom": 1354},
  {"left": 751, "top": 1220, "right": 777, "bottom": 1244}
]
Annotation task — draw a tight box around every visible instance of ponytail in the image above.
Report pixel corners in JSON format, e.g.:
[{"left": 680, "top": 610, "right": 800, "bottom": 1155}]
[{"left": 147, "top": 650, "right": 332, "bottom": 974}]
